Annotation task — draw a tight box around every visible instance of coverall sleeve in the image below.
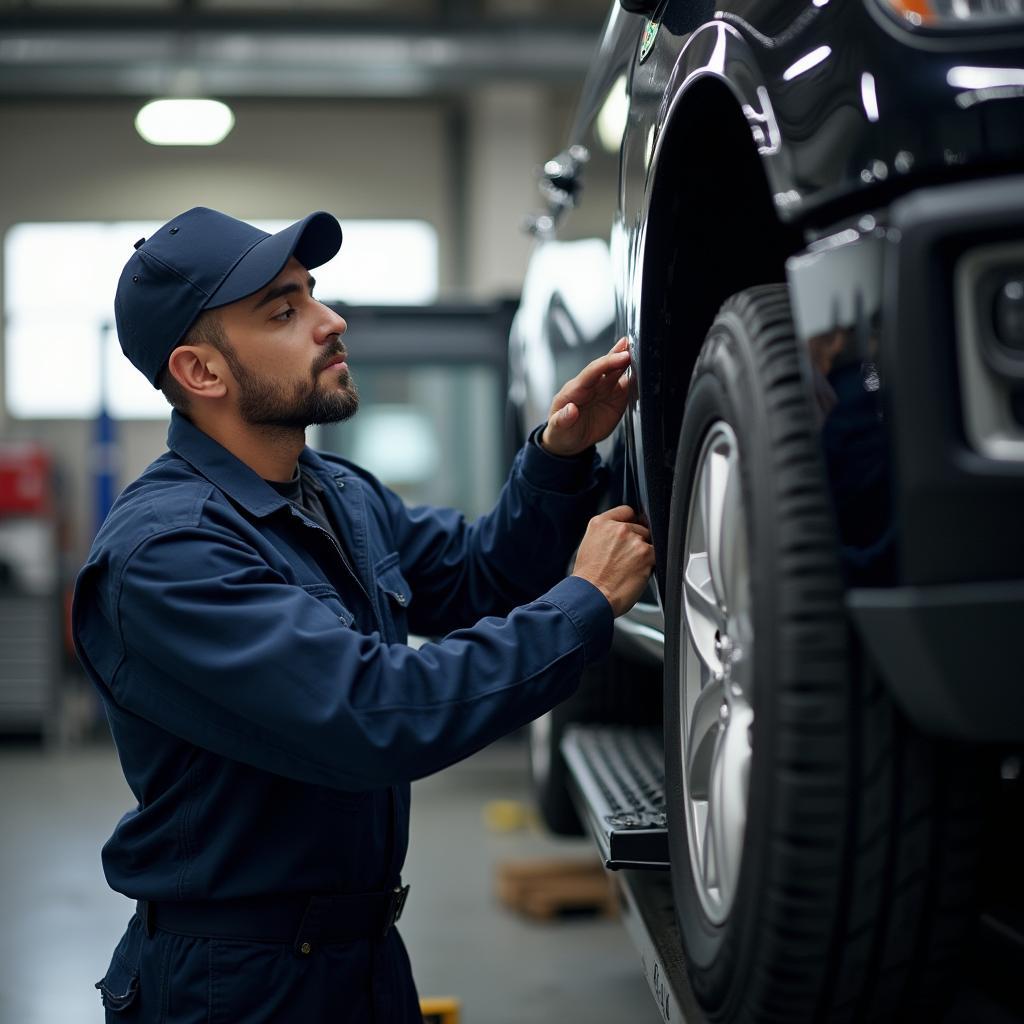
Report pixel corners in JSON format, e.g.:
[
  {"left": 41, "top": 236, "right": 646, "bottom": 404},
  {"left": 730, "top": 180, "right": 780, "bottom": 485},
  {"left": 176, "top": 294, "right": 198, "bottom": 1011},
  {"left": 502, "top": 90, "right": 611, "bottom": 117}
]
[
  {"left": 379, "top": 426, "right": 608, "bottom": 636},
  {"left": 110, "top": 517, "right": 613, "bottom": 791}
]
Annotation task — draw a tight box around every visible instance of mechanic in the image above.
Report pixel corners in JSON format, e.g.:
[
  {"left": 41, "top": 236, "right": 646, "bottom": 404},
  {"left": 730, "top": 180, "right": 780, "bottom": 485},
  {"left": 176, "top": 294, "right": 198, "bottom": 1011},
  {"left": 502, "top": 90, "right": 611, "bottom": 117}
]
[{"left": 72, "top": 206, "right": 654, "bottom": 1023}]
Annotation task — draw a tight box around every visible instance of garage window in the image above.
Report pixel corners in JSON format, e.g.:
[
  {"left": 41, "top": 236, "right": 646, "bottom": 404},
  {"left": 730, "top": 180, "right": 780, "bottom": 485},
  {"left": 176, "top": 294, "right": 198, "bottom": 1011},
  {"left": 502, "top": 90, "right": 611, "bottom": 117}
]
[{"left": 4, "top": 219, "right": 438, "bottom": 420}]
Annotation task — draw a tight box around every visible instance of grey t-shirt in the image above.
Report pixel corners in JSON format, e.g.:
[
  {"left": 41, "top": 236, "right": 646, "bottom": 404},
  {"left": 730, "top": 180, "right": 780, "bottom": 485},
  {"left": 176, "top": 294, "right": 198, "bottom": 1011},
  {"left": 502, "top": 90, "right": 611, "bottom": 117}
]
[{"left": 267, "top": 466, "right": 343, "bottom": 552}]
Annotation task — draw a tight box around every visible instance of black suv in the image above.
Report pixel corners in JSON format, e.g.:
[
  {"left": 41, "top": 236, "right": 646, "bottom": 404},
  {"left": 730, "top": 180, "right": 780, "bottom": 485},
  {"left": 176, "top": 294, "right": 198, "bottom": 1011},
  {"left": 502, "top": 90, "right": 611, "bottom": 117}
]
[{"left": 509, "top": 1, "right": 1024, "bottom": 1020}]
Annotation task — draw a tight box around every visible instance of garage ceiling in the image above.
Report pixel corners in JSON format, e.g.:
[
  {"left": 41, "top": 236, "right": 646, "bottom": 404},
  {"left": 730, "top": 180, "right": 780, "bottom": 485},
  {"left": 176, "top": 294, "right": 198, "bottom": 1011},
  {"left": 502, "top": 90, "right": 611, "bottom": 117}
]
[{"left": 0, "top": 0, "right": 609, "bottom": 97}]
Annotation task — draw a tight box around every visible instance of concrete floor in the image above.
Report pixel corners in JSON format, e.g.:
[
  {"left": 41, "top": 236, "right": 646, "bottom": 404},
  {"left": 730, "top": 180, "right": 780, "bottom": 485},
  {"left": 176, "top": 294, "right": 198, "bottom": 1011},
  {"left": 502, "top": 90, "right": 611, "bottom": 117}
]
[{"left": 0, "top": 733, "right": 661, "bottom": 1024}]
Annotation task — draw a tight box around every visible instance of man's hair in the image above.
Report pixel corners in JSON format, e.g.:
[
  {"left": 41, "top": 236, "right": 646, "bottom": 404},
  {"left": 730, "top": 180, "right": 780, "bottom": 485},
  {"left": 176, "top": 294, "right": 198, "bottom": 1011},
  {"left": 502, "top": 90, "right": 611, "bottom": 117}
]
[{"left": 156, "top": 310, "right": 232, "bottom": 413}]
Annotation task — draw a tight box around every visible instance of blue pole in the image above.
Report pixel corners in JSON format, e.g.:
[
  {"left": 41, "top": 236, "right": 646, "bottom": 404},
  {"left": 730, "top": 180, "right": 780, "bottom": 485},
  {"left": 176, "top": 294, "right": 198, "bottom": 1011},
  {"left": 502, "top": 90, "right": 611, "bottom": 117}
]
[{"left": 93, "top": 321, "right": 118, "bottom": 536}]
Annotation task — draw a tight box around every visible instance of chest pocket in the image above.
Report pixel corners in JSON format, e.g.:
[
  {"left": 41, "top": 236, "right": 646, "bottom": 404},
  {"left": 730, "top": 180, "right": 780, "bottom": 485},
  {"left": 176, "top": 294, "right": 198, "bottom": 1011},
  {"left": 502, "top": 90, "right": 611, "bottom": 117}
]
[
  {"left": 301, "top": 582, "right": 355, "bottom": 628},
  {"left": 373, "top": 552, "right": 412, "bottom": 642}
]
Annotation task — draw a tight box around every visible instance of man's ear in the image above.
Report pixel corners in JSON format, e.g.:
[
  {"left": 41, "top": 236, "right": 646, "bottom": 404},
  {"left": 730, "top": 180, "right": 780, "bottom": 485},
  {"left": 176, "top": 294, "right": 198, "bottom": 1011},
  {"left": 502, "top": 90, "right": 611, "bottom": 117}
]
[{"left": 166, "top": 345, "right": 228, "bottom": 401}]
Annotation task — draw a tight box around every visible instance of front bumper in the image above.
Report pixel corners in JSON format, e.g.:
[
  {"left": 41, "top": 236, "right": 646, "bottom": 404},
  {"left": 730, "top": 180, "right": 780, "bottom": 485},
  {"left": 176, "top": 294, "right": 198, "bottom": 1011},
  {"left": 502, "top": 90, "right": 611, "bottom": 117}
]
[
  {"left": 848, "top": 581, "right": 1024, "bottom": 742},
  {"left": 789, "top": 174, "right": 1024, "bottom": 742}
]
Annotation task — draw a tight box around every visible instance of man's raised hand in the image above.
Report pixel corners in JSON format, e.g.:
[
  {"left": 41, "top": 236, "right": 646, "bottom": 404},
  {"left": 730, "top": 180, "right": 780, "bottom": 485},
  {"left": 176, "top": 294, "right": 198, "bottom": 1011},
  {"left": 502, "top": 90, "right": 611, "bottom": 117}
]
[{"left": 540, "top": 337, "right": 631, "bottom": 457}]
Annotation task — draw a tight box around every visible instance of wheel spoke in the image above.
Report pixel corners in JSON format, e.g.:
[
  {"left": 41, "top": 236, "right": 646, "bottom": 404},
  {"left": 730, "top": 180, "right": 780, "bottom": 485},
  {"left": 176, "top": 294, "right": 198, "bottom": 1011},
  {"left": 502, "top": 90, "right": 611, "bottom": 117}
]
[
  {"left": 683, "top": 553, "right": 725, "bottom": 674},
  {"left": 700, "top": 803, "right": 718, "bottom": 891},
  {"left": 687, "top": 675, "right": 724, "bottom": 800},
  {"left": 708, "top": 704, "right": 752, "bottom": 912},
  {"left": 704, "top": 443, "right": 732, "bottom": 609},
  {"left": 717, "top": 449, "right": 746, "bottom": 624}
]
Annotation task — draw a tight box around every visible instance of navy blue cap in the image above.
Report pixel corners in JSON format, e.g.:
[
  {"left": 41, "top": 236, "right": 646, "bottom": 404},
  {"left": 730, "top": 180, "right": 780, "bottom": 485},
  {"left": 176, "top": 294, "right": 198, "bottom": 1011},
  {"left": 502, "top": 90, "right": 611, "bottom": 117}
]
[{"left": 114, "top": 207, "right": 343, "bottom": 387}]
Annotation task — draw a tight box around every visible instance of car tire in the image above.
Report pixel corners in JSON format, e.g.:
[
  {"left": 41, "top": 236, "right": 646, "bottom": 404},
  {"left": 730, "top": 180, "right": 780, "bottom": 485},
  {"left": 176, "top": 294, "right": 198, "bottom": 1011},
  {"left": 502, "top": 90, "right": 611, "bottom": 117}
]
[{"left": 662, "top": 284, "right": 981, "bottom": 1022}]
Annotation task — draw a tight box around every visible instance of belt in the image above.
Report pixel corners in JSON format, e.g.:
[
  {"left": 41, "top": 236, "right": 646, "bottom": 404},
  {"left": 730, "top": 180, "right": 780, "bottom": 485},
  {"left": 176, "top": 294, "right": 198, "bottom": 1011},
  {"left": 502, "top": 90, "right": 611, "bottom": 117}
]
[{"left": 136, "top": 884, "right": 409, "bottom": 954}]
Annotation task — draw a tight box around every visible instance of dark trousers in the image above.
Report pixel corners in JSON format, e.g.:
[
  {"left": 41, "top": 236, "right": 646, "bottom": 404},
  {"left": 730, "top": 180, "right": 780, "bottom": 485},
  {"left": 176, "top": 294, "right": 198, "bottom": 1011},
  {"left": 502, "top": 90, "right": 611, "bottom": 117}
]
[{"left": 97, "top": 913, "right": 423, "bottom": 1023}]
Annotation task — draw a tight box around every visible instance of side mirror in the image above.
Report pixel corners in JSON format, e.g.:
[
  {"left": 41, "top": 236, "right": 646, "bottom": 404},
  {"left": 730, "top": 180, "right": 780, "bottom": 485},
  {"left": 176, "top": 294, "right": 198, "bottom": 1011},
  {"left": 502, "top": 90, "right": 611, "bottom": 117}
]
[{"left": 537, "top": 145, "right": 590, "bottom": 210}]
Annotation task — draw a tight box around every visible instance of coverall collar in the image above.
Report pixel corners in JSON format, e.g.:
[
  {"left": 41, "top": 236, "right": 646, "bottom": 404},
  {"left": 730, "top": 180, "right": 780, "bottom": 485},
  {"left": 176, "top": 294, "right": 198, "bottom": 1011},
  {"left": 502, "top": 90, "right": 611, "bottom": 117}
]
[{"left": 166, "top": 409, "right": 339, "bottom": 518}]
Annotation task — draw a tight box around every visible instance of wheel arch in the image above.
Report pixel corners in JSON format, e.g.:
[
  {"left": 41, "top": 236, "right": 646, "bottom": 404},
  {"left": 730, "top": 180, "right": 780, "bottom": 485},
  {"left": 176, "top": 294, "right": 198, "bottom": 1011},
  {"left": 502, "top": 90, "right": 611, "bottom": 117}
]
[{"left": 636, "top": 74, "right": 803, "bottom": 581}]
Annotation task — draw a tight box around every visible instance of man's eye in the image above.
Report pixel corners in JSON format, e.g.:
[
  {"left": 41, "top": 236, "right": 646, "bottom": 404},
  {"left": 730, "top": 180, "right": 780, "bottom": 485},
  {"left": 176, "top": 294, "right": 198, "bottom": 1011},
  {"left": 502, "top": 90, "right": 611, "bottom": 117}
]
[{"left": 272, "top": 307, "right": 296, "bottom": 322}]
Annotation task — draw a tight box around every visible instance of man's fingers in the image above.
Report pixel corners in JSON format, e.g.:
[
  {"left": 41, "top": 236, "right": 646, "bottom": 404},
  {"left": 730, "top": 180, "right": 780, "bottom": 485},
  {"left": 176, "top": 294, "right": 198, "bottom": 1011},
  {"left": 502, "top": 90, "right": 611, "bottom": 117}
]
[
  {"left": 554, "top": 339, "right": 630, "bottom": 407},
  {"left": 556, "top": 401, "right": 578, "bottom": 425},
  {"left": 596, "top": 505, "right": 639, "bottom": 523},
  {"left": 621, "top": 522, "right": 651, "bottom": 538},
  {"left": 556, "top": 362, "right": 629, "bottom": 412},
  {"left": 572, "top": 348, "right": 631, "bottom": 392},
  {"left": 595, "top": 368, "right": 630, "bottom": 396},
  {"left": 594, "top": 514, "right": 650, "bottom": 542}
]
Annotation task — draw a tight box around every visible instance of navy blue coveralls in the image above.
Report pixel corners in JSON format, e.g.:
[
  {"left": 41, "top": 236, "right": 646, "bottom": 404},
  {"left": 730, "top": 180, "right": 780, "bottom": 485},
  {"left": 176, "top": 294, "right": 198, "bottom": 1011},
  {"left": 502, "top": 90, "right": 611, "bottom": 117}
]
[{"left": 72, "top": 410, "right": 613, "bottom": 1023}]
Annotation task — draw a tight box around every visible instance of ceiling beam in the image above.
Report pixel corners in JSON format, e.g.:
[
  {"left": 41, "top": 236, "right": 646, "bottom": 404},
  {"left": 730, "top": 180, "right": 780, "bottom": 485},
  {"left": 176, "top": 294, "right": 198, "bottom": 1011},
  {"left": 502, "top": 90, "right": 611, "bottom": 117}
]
[{"left": 0, "top": 12, "right": 604, "bottom": 98}]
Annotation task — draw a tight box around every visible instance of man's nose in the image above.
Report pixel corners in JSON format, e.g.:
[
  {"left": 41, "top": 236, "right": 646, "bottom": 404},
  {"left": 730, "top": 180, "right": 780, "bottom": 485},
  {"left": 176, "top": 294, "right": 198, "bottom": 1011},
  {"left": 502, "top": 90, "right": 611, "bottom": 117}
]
[{"left": 315, "top": 306, "right": 347, "bottom": 344}]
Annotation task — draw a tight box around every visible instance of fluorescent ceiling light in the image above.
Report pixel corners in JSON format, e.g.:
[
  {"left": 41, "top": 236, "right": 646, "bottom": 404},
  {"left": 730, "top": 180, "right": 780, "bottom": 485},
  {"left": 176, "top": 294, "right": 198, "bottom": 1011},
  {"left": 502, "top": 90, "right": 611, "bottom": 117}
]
[{"left": 135, "top": 98, "right": 235, "bottom": 146}]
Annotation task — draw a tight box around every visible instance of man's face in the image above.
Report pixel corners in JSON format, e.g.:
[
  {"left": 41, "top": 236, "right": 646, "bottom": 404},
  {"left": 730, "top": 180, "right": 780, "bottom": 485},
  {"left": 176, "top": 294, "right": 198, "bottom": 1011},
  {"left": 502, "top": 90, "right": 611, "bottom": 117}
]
[{"left": 213, "top": 257, "right": 358, "bottom": 429}]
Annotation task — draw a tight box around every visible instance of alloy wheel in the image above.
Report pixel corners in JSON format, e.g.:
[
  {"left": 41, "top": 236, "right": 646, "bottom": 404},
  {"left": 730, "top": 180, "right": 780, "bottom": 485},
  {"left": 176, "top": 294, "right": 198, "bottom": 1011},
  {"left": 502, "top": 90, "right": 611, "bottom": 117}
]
[{"left": 678, "top": 420, "right": 753, "bottom": 925}]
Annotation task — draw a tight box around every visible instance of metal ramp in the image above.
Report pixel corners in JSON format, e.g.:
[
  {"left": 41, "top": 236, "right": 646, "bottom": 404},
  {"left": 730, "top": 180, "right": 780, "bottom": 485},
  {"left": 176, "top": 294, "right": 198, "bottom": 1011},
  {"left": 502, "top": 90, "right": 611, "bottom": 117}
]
[{"left": 561, "top": 725, "right": 669, "bottom": 871}]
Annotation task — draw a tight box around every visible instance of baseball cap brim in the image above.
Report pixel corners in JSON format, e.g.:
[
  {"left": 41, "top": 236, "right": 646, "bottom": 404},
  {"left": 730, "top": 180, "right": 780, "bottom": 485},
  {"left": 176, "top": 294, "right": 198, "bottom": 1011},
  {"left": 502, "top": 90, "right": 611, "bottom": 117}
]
[{"left": 203, "top": 211, "right": 342, "bottom": 311}]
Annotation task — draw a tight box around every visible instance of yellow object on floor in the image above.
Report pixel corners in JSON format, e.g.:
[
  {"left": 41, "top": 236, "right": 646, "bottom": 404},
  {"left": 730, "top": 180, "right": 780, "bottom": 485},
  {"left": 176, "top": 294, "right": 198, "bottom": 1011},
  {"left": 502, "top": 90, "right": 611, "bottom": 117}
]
[
  {"left": 420, "top": 995, "right": 461, "bottom": 1024},
  {"left": 481, "top": 798, "right": 537, "bottom": 832}
]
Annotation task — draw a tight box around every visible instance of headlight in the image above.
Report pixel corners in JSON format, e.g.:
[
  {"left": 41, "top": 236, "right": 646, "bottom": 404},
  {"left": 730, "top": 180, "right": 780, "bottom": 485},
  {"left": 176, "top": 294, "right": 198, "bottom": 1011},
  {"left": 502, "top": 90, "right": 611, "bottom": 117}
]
[
  {"left": 992, "top": 273, "right": 1024, "bottom": 355},
  {"left": 875, "top": 0, "right": 1024, "bottom": 30},
  {"left": 955, "top": 242, "right": 1024, "bottom": 462}
]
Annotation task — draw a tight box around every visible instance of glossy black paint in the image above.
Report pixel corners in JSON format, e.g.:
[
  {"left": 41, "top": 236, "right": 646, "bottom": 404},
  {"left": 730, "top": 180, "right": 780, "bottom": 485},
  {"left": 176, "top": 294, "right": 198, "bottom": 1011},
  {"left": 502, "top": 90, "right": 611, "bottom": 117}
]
[
  {"left": 511, "top": 0, "right": 1024, "bottom": 712},
  {"left": 613, "top": 0, "right": 1024, "bottom": 223}
]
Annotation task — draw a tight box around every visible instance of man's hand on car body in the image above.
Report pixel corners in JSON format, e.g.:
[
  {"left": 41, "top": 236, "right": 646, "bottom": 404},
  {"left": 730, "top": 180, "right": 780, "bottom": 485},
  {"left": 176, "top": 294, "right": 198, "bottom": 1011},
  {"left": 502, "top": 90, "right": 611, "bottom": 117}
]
[
  {"left": 573, "top": 506, "right": 655, "bottom": 617},
  {"left": 541, "top": 337, "right": 631, "bottom": 457}
]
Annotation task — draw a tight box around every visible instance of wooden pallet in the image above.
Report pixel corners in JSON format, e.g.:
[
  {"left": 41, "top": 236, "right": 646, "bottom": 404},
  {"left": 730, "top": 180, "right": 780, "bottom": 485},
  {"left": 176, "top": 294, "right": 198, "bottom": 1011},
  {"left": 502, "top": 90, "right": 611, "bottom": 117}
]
[{"left": 495, "top": 857, "right": 618, "bottom": 921}]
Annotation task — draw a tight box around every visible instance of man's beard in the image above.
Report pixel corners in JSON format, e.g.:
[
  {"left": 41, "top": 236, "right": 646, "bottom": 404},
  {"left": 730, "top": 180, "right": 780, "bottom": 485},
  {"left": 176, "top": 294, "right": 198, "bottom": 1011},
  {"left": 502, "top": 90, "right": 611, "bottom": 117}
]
[{"left": 231, "top": 354, "right": 360, "bottom": 429}]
